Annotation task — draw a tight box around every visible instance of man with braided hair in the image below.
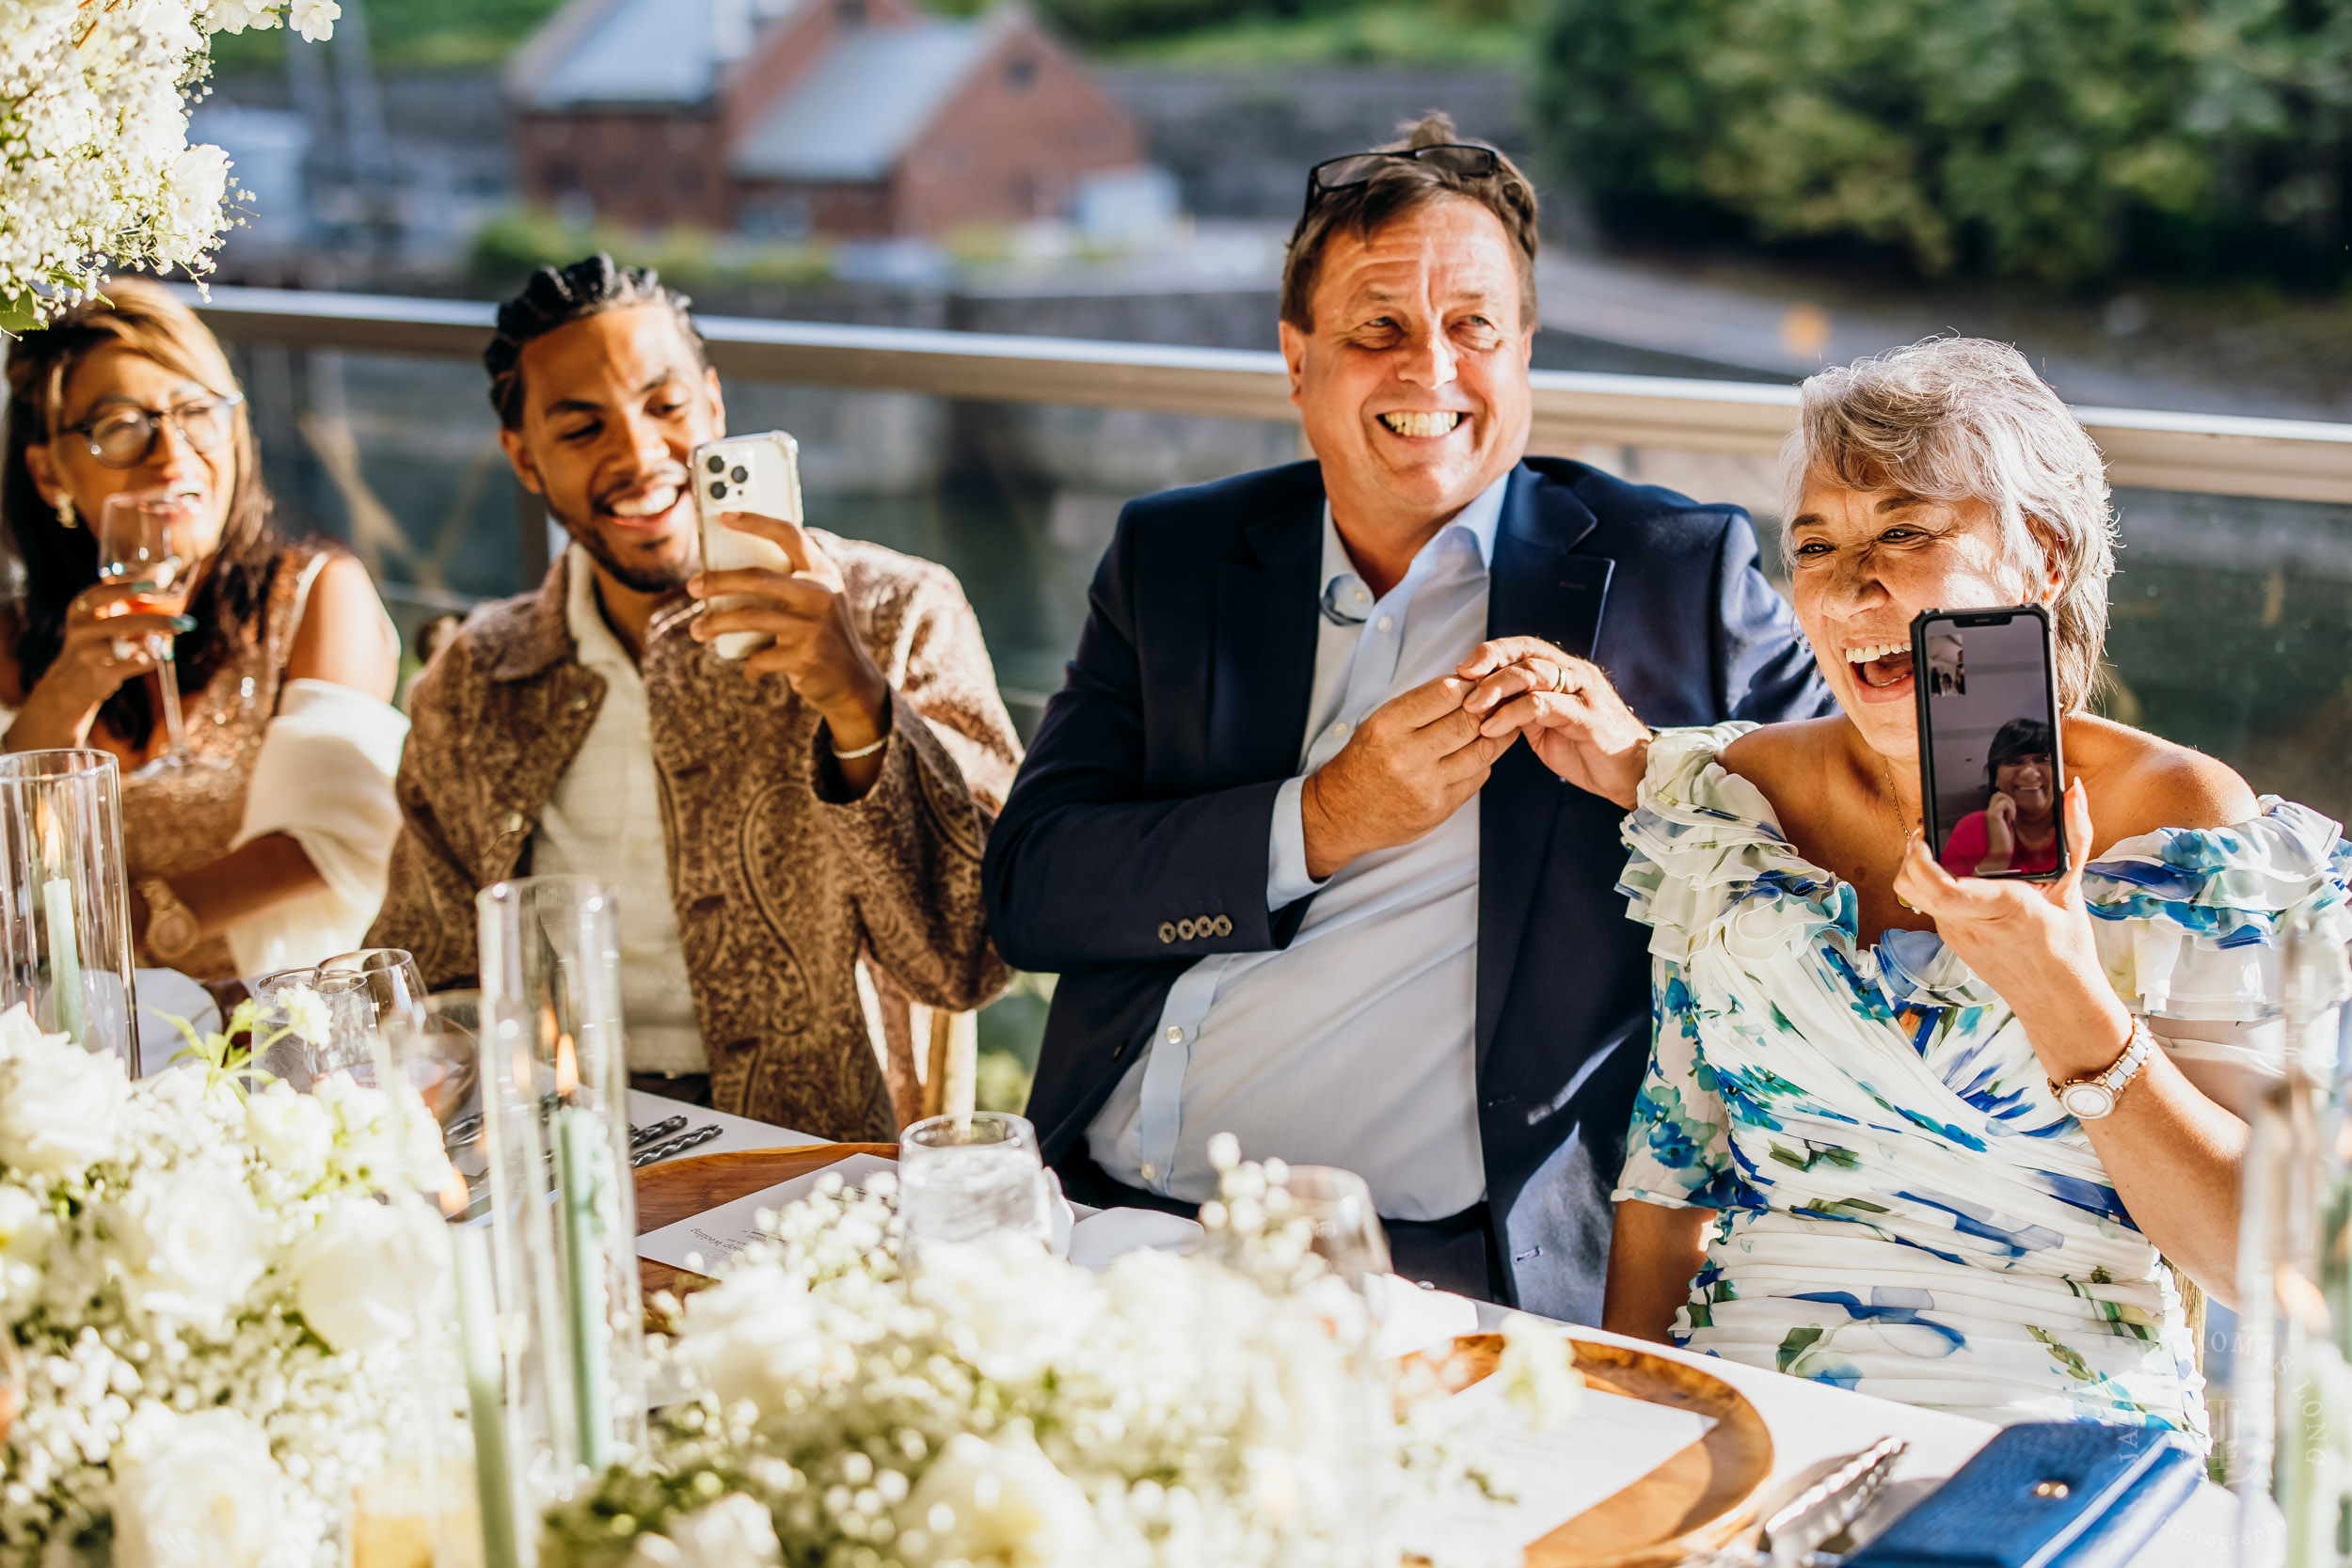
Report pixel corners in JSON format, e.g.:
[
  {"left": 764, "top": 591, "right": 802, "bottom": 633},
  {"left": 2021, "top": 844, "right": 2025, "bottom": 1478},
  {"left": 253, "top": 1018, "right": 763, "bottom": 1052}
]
[{"left": 368, "top": 255, "right": 1022, "bottom": 1140}]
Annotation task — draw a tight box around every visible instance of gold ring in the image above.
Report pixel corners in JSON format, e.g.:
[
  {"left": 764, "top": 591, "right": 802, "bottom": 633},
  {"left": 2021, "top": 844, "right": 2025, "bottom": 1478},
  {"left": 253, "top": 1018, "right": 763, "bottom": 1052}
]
[{"left": 1549, "top": 662, "right": 1567, "bottom": 693}]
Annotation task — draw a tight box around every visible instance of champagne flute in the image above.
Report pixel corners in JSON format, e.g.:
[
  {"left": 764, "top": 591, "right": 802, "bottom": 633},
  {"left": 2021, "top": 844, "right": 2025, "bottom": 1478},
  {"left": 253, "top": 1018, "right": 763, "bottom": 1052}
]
[{"left": 92, "top": 492, "right": 222, "bottom": 777}]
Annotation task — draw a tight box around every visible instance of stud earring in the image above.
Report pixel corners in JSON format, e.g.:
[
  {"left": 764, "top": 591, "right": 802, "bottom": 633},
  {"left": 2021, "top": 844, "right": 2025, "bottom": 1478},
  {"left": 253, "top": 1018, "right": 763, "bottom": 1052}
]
[{"left": 53, "top": 497, "right": 76, "bottom": 530}]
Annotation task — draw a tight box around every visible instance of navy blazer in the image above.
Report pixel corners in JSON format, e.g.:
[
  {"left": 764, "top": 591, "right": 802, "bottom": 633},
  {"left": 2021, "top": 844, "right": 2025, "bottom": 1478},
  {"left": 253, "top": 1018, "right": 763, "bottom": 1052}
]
[{"left": 982, "top": 456, "right": 1831, "bottom": 1322}]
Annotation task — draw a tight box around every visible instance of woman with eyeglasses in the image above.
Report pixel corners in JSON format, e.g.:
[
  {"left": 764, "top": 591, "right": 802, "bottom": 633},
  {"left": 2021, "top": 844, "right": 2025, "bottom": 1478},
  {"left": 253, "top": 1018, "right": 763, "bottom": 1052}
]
[{"left": 1, "top": 279, "right": 407, "bottom": 980}]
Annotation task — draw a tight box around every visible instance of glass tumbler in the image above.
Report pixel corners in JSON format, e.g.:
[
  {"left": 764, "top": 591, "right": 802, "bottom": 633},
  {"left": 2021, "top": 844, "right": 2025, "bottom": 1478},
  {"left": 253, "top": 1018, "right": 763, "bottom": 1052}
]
[
  {"left": 0, "top": 750, "right": 135, "bottom": 1063},
  {"left": 898, "top": 1111, "right": 1053, "bottom": 1256},
  {"left": 1278, "top": 1165, "right": 1394, "bottom": 1289}
]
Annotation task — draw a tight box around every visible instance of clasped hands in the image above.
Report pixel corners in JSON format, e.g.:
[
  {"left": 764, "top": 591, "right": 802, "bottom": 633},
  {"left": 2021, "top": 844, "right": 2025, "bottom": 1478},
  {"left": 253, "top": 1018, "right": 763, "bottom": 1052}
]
[{"left": 1299, "top": 637, "right": 1652, "bottom": 881}]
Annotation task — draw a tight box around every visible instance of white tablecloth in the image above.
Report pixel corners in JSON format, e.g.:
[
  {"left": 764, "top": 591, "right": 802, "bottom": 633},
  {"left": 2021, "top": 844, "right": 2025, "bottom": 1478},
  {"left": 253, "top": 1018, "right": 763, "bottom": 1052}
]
[{"left": 1468, "top": 1302, "right": 2274, "bottom": 1566}]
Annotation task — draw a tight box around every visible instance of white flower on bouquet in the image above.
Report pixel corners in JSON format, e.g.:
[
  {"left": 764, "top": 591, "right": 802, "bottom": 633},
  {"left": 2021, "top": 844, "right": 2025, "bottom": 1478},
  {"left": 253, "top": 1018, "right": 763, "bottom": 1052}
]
[
  {"left": 115, "top": 1164, "right": 266, "bottom": 1325},
  {"left": 293, "top": 1196, "right": 450, "bottom": 1354},
  {"left": 0, "top": 1017, "right": 124, "bottom": 1176},
  {"left": 897, "top": 1426, "right": 1099, "bottom": 1568},
  {"left": 245, "top": 1080, "right": 332, "bottom": 1182},
  {"left": 0, "top": 0, "right": 337, "bottom": 322},
  {"left": 109, "top": 1408, "right": 291, "bottom": 1568},
  {"left": 623, "top": 1494, "right": 784, "bottom": 1568}
]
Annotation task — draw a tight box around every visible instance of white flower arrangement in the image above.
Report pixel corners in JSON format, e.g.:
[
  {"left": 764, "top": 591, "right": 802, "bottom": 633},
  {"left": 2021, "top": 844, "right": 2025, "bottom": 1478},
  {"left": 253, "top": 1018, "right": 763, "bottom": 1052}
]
[
  {"left": 0, "top": 0, "right": 341, "bottom": 326},
  {"left": 0, "top": 1001, "right": 449, "bottom": 1568},
  {"left": 545, "top": 1150, "right": 1581, "bottom": 1568}
]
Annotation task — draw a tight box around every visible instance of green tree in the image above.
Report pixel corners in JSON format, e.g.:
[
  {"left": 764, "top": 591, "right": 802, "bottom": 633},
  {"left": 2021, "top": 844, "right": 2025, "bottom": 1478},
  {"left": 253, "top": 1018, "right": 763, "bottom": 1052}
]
[{"left": 1534, "top": 0, "right": 2352, "bottom": 285}]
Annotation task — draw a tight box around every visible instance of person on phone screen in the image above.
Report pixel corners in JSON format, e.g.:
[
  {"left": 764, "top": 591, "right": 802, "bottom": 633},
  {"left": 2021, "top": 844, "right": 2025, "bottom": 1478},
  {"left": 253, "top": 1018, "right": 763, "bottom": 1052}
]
[
  {"left": 366, "top": 255, "right": 1022, "bottom": 1141},
  {"left": 1592, "top": 336, "right": 2351, "bottom": 1440},
  {"left": 2, "top": 279, "right": 405, "bottom": 979},
  {"left": 1936, "top": 718, "right": 2059, "bottom": 877}
]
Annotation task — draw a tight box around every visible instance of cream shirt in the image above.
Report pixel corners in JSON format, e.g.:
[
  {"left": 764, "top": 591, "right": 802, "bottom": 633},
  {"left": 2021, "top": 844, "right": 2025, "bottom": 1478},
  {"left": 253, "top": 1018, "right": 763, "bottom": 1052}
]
[{"left": 528, "top": 548, "right": 705, "bottom": 1074}]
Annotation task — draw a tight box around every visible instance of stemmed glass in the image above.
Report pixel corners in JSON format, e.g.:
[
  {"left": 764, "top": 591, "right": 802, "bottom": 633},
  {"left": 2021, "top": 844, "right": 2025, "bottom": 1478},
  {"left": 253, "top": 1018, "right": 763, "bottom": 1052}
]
[
  {"left": 92, "top": 492, "right": 222, "bottom": 777},
  {"left": 1279, "top": 1165, "right": 1394, "bottom": 1289}
]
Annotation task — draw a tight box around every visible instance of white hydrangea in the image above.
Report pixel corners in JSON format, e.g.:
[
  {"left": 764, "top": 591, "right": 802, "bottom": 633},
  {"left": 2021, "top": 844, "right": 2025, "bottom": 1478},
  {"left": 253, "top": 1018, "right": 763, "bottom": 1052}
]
[
  {"left": 0, "top": 1006, "right": 443, "bottom": 1567},
  {"left": 0, "top": 0, "right": 338, "bottom": 321}
]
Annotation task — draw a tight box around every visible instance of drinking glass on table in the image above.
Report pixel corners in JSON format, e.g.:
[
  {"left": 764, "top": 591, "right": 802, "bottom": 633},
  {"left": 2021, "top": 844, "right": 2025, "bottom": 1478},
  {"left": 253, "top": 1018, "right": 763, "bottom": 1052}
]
[
  {"left": 92, "top": 492, "right": 222, "bottom": 778},
  {"left": 316, "top": 947, "right": 428, "bottom": 1034},
  {"left": 1277, "top": 1165, "right": 1393, "bottom": 1289},
  {"left": 251, "top": 965, "right": 373, "bottom": 1088},
  {"left": 898, "top": 1111, "right": 1053, "bottom": 1257},
  {"left": 378, "top": 991, "right": 486, "bottom": 1216}
]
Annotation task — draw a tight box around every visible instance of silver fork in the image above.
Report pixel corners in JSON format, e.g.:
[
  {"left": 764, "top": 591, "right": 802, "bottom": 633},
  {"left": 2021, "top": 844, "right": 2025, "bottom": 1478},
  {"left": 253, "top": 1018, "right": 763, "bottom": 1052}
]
[{"left": 1677, "top": 1436, "right": 1909, "bottom": 1568}]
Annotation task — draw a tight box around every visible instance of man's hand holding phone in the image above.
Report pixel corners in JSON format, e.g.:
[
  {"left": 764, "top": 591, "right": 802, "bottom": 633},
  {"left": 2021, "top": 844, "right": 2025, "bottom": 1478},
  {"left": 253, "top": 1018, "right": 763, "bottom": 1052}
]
[{"left": 688, "top": 512, "right": 893, "bottom": 789}]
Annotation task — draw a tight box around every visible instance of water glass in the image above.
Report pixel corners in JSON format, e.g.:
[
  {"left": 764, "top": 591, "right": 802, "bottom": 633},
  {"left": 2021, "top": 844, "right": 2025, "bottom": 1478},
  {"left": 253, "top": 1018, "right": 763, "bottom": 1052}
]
[
  {"left": 377, "top": 990, "right": 485, "bottom": 1166},
  {"left": 0, "top": 751, "right": 135, "bottom": 1063},
  {"left": 1279, "top": 1165, "right": 1393, "bottom": 1289},
  {"left": 251, "top": 967, "right": 374, "bottom": 1088},
  {"left": 898, "top": 1111, "right": 1053, "bottom": 1254},
  {"left": 317, "top": 947, "right": 428, "bottom": 1033}
]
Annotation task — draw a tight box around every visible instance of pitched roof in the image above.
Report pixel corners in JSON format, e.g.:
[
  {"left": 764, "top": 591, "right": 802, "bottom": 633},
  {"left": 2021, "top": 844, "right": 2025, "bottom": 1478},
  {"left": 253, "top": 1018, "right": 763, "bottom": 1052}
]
[
  {"left": 729, "top": 21, "right": 991, "bottom": 182},
  {"left": 515, "top": 0, "right": 798, "bottom": 109}
]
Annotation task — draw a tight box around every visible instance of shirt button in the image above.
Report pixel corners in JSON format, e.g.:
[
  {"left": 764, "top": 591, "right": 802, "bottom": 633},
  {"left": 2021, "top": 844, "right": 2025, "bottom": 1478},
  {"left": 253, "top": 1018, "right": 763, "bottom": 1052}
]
[
  {"left": 1329, "top": 721, "right": 1350, "bottom": 738},
  {"left": 1164, "top": 1025, "right": 1184, "bottom": 1044},
  {"left": 1140, "top": 1163, "right": 1158, "bottom": 1182},
  {"left": 1351, "top": 588, "right": 1369, "bottom": 605},
  {"left": 1375, "top": 615, "right": 1392, "bottom": 632}
]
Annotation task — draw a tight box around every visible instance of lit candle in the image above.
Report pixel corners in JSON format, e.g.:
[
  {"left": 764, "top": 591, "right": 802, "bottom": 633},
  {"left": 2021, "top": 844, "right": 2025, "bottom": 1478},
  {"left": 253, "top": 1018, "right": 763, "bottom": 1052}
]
[
  {"left": 453, "top": 1226, "right": 519, "bottom": 1568},
  {"left": 555, "top": 1103, "right": 612, "bottom": 1469},
  {"left": 36, "top": 800, "right": 84, "bottom": 1047}
]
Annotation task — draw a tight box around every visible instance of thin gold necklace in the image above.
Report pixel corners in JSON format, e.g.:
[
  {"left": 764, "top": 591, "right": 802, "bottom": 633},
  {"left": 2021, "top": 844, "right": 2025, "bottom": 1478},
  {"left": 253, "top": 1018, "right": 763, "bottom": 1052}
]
[{"left": 1875, "top": 752, "right": 1919, "bottom": 911}]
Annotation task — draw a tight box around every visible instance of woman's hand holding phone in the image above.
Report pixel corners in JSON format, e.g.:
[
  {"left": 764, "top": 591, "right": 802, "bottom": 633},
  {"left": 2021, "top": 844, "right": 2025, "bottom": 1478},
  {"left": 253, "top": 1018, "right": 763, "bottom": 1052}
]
[
  {"left": 687, "top": 511, "right": 892, "bottom": 787},
  {"left": 1893, "top": 777, "right": 2136, "bottom": 1085}
]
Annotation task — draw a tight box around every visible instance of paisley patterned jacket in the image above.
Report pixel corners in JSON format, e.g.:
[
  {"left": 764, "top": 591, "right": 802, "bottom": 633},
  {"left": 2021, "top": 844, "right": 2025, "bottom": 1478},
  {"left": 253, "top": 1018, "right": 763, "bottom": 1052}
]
[{"left": 365, "top": 538, "right": 1022, "bottom": 1142}]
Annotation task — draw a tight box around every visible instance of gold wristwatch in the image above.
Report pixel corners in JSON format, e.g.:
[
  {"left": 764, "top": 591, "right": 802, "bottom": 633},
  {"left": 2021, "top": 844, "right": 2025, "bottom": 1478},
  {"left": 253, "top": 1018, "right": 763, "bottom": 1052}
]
[{"left": 136, "top": 877, "right": 199, "bottom": 965}]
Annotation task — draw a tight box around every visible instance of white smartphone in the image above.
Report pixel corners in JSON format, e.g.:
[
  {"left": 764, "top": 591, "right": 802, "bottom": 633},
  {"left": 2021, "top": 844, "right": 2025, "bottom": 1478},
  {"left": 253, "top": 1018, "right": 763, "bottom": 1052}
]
[{"left": 691, "top": 431, "right": 803, "bottom": 660}]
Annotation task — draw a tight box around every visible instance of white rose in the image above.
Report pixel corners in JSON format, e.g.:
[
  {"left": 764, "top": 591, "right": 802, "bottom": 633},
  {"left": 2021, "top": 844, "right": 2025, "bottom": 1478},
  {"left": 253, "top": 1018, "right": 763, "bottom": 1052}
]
[
  {"left": 294, "top": 1196, "right": 451, "bottom": 1354},
  {"left": 121, "top": 1167, "right": 265, "bottom": 1323},
  {"left": 162, "top": 143, "right": 230, "bottom": 259},
  {"left": 111, "top": 1407, "right": 287, "bottom": 1568},
  {"left": 624, "top": 1495, "right": 782, "bottom": 1568},
  {"left": 0, "top": 1184, "right": 50, "bottom": 1301},
  {"left": 203, "top": 0, "right": 280, "bottom": 35},
  {"left": 896, "top": 1427, "right": 1097, "bottom": 1568},
  {"left": 908, "top": 1237, "right": 1098, "bottom": 1386},
  {"left": 246, "top": 1080, "right": 332, "bottom": 1179},
  {"left": 672, "top": 1262, "right": 824, "bottom": 1413},
  {"left": 0, "top": 1018, "right": 125, "bottom": 1175},
  {"left": 288, "top": 0, "right": 341, "bottom": 42}
]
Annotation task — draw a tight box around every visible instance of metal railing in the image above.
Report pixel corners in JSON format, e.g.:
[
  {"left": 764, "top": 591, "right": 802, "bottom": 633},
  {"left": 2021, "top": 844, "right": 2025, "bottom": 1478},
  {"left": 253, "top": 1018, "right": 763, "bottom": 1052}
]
[{"left": 179, "top": 283, "right": 2352, "bottom": 505}]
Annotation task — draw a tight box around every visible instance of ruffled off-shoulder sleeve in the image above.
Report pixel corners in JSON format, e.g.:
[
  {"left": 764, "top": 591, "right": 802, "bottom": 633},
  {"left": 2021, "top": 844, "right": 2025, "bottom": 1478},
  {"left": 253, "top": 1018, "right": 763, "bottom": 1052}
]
[{"left": 2086, "top": 799, "right": 2352, "bottom": 1021}]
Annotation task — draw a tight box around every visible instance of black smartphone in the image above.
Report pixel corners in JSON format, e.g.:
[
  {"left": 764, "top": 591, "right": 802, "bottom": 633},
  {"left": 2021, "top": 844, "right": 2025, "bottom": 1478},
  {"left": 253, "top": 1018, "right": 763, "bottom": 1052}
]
[{"left": 1910, "top": 603, "right": 2066, "bottom": 881}]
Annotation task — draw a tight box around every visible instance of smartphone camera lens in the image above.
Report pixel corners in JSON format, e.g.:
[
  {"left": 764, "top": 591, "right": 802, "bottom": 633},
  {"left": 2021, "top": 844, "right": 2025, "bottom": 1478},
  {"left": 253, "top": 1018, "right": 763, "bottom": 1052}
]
[
  {"left": 730, "top": 466, "right": 749, "bottom": 484},
  {"left": 708, "top": 482, "right": 727, "bottom": 499},
  {"left": 705, "top": 455, "right": 725, "bottom": 473}
]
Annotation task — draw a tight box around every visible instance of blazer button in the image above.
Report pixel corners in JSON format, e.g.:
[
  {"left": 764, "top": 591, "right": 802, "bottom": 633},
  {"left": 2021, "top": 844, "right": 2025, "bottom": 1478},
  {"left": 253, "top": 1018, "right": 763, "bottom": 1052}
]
[
  {"left": 569, "top": 693, "right": 591, "bottom": 713},
  {"left": 1212, "top": 915, "right": 1233, "bottom": 937},
  {"left": 1176, "top": 918, "right": 1197, "bottom": 940},
  {"left": 1157, "top": 922, "right": 1176, "bottom": 943},
  {"left": 498, "top": 809, "right": 525, "bottom": 834}
]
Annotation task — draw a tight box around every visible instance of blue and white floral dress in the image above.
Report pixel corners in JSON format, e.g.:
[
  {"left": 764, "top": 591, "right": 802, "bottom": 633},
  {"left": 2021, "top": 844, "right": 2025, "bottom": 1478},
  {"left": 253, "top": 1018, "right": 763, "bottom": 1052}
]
[{"left": 1614, "top": 723, "right": 2352, "bottom": 1438}]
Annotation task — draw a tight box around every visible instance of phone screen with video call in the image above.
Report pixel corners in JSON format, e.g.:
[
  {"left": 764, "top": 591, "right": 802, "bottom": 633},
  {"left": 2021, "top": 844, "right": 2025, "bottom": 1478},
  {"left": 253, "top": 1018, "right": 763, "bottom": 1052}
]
[{"left": 1911, "top": 604, "right": 2067, "bottom": 882}]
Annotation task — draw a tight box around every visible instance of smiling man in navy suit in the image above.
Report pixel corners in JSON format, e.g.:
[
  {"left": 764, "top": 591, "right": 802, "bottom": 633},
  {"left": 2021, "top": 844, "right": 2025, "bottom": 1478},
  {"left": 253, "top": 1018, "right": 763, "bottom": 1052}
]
[{"left": 981, "top": 114, "right": 1832, "bottom": 1320}]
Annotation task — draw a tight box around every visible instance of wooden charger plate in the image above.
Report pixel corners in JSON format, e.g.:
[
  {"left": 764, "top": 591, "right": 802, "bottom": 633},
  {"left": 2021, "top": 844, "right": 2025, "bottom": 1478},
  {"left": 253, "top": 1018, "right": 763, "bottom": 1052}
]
[
  {"left": 633, "top": 1148, "right": 1772, "bottom": 1567},
  {"left": 1419, "top": 1334, "right": 1772, "bottom": 1568}
]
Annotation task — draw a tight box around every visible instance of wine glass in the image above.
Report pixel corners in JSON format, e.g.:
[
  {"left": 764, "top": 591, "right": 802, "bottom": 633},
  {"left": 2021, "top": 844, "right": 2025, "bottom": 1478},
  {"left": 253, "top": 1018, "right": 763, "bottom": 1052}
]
[
  {"left": 92, "top": 492, "right": 222, "bottom": 777},
  {"left": 898, "top": 1111, "right": 1053, "bottom": 1259}
]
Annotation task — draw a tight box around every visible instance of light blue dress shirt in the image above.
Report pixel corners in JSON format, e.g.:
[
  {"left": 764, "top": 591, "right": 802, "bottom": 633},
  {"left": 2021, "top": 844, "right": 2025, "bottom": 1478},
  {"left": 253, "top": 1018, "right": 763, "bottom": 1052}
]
[{"left": 1085, "top": 471, "right": 1510, "bottom": 1220}]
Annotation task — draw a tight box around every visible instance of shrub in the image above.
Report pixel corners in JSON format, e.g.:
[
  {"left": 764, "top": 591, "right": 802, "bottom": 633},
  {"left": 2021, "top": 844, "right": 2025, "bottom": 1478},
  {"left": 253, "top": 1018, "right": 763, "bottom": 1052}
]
[{"left": 1534, "top": 0, "right": 2352, "bottom": 286}]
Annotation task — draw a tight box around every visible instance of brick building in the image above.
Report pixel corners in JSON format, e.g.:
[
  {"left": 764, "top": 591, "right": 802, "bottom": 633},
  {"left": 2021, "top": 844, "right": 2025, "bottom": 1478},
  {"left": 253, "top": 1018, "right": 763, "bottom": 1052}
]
[{"left": 505, "top": 0, "right": 1145, "bottom": 237}]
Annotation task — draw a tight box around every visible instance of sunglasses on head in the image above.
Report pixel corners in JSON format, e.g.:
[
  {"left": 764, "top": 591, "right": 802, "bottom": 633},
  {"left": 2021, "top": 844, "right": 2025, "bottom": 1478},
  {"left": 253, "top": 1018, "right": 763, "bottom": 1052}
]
[{"left": 1301, "top": 143, "right": 1503, "bottom": 214}]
